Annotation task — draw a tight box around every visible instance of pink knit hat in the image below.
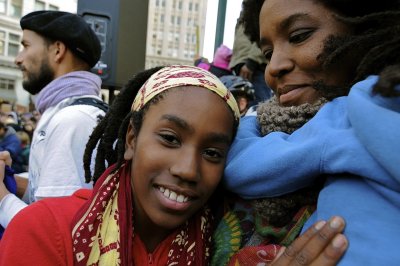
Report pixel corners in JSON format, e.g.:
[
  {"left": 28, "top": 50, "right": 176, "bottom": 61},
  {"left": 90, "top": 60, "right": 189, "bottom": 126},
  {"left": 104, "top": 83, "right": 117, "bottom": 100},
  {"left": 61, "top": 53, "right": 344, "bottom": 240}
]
[{"left": 212, "top": 44, "right": 232, "bottom": 70}]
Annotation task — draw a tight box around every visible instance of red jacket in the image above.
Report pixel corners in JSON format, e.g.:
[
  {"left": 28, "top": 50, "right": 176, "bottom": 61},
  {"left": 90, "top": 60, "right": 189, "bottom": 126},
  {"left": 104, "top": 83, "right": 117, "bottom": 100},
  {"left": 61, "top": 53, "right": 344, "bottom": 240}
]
[
  {"left": 0, "top": 189, "right": 173, "bottom": 265},
  {"left": 0, "top": 189, "right": 90, "bottom": 265}
]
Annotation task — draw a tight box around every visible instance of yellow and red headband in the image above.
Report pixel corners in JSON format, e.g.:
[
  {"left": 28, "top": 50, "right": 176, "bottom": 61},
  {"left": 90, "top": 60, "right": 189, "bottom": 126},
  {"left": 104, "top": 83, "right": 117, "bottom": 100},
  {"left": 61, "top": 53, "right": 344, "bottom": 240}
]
[{"left": 131, "top": 65, "right": 240, "bottom": 122}]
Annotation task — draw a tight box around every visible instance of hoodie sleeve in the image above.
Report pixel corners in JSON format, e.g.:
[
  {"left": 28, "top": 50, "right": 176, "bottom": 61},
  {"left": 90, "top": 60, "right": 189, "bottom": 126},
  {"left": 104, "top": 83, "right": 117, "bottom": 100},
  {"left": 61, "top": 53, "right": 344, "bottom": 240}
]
[
  {"left": 223, "top": 115, "right": 325, "bottom": 199},
  {"left": 223, "top": 92, "right": 387, "bottom": 199}
]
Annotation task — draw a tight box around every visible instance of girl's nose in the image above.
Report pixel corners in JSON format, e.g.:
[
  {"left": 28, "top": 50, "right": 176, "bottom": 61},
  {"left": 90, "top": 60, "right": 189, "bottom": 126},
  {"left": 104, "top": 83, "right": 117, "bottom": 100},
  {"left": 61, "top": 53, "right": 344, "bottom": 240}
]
[{"left": 169, "top": 148, "right": 199, "bottom": 183}]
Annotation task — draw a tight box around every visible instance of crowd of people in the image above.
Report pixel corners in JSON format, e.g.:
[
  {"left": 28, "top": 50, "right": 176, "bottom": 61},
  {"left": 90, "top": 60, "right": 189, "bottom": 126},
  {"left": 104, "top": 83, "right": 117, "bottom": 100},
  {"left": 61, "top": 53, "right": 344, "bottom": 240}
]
[
  {"left": 0, "top": 110, "right": 39, "bottom": 174},
  {"left": 0, "top": 0, "right": 399, "bottom": 264}
]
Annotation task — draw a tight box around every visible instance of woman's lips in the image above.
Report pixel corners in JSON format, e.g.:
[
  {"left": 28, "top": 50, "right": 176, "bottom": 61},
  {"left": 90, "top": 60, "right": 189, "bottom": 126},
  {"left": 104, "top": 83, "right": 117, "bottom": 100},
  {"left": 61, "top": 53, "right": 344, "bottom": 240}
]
[{"left": 278, "top": 85, "right": 308, "bottom": 106}]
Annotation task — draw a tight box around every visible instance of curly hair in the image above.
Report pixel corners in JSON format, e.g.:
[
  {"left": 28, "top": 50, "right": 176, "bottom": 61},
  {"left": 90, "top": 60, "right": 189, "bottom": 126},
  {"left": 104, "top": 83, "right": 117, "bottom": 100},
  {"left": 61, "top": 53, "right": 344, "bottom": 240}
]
[{"left": 240, "top": 0, "right": 400, "bottom": 96}]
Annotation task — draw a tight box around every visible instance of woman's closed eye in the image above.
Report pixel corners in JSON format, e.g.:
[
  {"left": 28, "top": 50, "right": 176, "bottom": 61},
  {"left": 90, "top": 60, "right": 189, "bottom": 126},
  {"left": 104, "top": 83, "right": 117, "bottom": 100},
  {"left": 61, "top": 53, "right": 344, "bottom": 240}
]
[
  {"left": 262, "top": 48, "right": 273, "bottom": 64},
  {"left": 289, "top": 28, "right": 315, "bottom": 44}
]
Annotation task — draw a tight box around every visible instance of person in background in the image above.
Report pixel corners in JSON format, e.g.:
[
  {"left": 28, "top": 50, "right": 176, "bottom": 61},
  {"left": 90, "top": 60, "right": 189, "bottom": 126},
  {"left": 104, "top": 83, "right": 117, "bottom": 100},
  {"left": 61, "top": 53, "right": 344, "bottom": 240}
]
[
  {"left": 0, "top": 122, "right": 22, "bottom": 174},
  {"left": 0, "top": 10, "right": 106, "bottom": 231},
  {"left": 217, "top": 0, "right": 400, "bottom": 265},
  {"left": 229, "top": 6, "right": 273, "bottom": 106},
  {"left": 220, "top": 75, "right": 255, "bottom": 117},
  {"left": 195, "top": 44, "right": 233, "bottom": 77},
  {"left": 15, "top": 131, "right": 30, "bottom": 173}
]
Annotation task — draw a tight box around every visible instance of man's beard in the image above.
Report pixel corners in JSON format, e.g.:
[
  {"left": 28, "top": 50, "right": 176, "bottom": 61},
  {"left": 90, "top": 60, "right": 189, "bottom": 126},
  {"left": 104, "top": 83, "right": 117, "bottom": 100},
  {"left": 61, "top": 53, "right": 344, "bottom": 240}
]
[{"left": 22, "top": 59, "right": 55, "bottom": 95}]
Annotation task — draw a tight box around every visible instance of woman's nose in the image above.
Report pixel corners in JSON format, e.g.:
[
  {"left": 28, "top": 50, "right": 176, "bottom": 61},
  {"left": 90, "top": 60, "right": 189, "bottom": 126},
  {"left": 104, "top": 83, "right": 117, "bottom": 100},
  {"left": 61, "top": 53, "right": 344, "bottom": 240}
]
[{"left": 267, "top": 49, "right": 294, "bottom": 78}]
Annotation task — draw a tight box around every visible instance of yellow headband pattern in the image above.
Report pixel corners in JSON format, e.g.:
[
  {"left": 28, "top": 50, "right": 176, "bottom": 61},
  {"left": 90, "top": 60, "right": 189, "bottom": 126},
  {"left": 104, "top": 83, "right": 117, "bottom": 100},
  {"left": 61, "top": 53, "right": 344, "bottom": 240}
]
[{"left": 131, "top": 65, "right": 240, "bottom": 122}]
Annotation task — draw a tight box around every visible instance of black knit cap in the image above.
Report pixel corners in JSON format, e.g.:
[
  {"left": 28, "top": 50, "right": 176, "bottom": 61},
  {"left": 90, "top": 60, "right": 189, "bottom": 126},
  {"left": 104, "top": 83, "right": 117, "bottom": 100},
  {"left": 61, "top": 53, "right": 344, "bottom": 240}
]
[{"left": 20, "top": 10, "right": 101, "bottom": 68}]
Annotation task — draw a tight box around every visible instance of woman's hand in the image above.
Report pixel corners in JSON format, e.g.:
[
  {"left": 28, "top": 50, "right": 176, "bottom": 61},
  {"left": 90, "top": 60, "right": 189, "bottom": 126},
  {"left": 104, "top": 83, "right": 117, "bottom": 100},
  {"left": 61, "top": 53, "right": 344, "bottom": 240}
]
[{"left": 272, "top": 216, "right": 348, "bottom": 265}]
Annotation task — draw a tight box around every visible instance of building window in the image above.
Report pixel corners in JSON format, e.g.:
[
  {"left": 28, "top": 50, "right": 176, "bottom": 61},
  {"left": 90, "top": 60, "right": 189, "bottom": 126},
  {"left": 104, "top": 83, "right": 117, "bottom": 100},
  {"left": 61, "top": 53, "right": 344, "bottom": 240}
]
[
  {"left": 178, "top": 1, "right": 182, "bottom": 10},
  {"left": 0, "top": 31, "right": 5, "bottom": 55},
  {"left": 0, "top": 0, "right": 6, "bottom": 14},
  {"left": 10, "top": 0, "right": 22, "bottom": 18},
  {"left": 0, "top": 78, "right": 15, "bottom": 91},
  {"left": 48, "top": 4, "right": 59, "bottom": 11},
  {"left": 189, "top": 2, "right": 192, "bottom": 11},
  {"left": 8, "top": 33, "right": 19, "bottom": 57},
  {"left": 195, "top": 3, "right": 199, "bottom": 11},
  {"left": 34, "top": 0, "right": 45, "bottom": 10}
]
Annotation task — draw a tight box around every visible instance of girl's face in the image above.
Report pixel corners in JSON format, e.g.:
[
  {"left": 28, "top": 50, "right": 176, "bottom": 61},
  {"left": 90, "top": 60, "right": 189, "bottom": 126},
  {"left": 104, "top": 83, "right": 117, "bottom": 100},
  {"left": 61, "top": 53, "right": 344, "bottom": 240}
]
[
  {"left": 259, "top": 0, "right": 353, "bottom": 106},
  {"left": 124, "top": 86, "right": 234, "bottom": 233}
]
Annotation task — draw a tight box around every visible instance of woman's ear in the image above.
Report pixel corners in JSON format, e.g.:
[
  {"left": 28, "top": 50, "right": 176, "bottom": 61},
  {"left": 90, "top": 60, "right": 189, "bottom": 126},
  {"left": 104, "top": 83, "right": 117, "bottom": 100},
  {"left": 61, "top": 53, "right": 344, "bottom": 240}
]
[{"left": 124, "top": 122, "right": 136, "bottom": 160}]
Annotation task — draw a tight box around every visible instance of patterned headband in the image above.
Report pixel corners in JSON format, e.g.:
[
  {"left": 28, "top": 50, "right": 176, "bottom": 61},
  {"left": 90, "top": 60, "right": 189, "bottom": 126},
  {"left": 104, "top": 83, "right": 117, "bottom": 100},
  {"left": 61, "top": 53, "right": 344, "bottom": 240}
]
[{"left": 131, "top": 65, "right": 240, "bottom": 122}]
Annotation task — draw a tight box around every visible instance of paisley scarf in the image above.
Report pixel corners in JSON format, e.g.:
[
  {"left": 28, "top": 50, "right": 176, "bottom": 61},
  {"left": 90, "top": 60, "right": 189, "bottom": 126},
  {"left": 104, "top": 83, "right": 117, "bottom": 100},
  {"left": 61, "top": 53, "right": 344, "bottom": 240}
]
[{"left": 71, "top": 163, "right": 214, "bottom": 265}]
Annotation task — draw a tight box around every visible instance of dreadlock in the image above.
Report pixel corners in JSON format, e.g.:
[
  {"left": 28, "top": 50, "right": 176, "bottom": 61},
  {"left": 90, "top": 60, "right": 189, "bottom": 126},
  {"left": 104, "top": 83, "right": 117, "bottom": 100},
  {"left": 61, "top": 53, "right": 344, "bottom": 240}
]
[
  {"left": 83, "top": 66, "right": 164, "bottom": 184},
  {"left": 241, "top": 0, "right": 400, "bottom": 97}
]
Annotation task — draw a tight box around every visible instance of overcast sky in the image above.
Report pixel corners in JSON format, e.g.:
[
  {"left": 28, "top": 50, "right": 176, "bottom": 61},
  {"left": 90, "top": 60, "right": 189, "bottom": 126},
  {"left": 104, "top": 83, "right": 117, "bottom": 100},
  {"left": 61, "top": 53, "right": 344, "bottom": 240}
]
[{"left": 203, "top": 0, "right": 242, "bottom": 61}]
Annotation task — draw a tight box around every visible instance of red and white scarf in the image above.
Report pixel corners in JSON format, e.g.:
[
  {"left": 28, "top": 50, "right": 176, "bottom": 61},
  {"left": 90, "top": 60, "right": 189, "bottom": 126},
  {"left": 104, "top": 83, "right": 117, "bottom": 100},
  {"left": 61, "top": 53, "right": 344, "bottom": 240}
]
[{"left": 71, "top": 163, "right": 214, "bottom": 265}]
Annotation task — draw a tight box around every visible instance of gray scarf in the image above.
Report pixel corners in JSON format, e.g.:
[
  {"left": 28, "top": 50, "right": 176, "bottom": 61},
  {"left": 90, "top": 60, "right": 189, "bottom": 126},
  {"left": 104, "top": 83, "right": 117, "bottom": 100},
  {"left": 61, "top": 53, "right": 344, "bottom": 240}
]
[{"left": 252, "top": 96, "right": 328, "bottom": 227}]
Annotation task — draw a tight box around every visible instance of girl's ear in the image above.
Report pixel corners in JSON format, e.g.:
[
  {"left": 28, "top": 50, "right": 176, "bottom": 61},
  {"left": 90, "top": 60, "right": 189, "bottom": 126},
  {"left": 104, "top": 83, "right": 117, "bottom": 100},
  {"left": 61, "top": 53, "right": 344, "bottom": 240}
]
[{"left": 124, "top": 123, "right": 136, "bottom": 160}]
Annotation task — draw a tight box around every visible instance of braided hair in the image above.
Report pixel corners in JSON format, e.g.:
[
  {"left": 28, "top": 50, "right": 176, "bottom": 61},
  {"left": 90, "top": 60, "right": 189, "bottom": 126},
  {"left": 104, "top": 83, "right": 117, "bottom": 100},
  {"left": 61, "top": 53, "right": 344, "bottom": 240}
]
[
  {"left": 83, "top": 66, "right": 164, "bottom": 184},
  {"left": 240, "top": 0, "right": 400, "bottom": 97}
]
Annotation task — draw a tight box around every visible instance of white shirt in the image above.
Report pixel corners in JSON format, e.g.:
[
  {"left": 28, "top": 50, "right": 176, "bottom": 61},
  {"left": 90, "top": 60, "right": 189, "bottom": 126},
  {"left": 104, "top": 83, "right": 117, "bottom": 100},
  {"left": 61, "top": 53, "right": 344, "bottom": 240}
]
[{"left": 0, "top": 96, "right": 104, "bottom": 228}]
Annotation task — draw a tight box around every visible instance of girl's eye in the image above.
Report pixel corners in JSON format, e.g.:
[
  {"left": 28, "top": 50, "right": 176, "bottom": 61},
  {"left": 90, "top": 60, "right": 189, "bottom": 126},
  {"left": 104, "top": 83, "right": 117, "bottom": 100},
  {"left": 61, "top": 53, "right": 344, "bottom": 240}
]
[
  {"left": 289, "top": 29, "right": 314, "bottom": 44},
  {"left": 203, "top": 148, "right": 224, "bottom": 163},
  {"left": 159, "top": 133, "right": 180, "bottom": 146}
]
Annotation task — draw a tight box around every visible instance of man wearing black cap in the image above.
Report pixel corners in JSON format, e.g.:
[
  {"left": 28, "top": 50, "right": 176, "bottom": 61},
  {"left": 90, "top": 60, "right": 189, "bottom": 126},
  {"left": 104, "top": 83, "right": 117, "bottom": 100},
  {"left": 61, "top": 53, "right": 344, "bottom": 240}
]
[{"left": 0, "top": 10, "right": 106, "bottom": 230}]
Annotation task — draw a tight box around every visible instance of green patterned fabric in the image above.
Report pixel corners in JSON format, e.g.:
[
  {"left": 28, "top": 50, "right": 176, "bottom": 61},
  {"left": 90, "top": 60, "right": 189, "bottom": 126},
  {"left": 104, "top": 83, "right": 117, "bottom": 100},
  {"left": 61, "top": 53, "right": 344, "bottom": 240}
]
[
  {"left": 211, "top": 198, "right": 255, "bottom": 266},
  {"left": 211, "top": 198, "right": 315, "bottom": 265}
]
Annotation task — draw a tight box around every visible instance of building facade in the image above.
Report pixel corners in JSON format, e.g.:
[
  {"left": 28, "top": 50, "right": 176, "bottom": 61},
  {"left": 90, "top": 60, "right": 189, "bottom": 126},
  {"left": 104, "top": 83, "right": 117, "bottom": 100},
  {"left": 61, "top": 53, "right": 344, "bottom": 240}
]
[
  {"left": 0, "top": 0, "right": 208, "bottom": 110},
  {"left": 145, "top": 0, "right": 208, "bottom": 68}
]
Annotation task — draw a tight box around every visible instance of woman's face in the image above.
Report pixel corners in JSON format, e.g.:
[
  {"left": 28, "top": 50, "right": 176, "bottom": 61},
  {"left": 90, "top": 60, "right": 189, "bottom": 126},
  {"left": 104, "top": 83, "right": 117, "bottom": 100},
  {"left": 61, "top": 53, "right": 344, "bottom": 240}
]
[
  {"left": 124, "top": 86, "right": 234, "bottom": 232},
  {"left": 259, "top": 0, "right": 353, "bottom": 106}
]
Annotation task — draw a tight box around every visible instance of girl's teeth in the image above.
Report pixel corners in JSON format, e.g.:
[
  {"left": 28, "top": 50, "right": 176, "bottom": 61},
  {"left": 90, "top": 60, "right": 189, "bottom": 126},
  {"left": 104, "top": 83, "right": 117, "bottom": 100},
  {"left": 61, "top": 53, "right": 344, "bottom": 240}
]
[
  {"left": 169, "top": 191, "right": 177, "bottom": 201},
  {"left": 163, "top": 188, "right": 170, "bottom": 198},
  {"left": 159, "top": 186, "right": 188, "bottom": 203},
  {"left": 177, "top": 195, "right": 184, "bottom": 203}
]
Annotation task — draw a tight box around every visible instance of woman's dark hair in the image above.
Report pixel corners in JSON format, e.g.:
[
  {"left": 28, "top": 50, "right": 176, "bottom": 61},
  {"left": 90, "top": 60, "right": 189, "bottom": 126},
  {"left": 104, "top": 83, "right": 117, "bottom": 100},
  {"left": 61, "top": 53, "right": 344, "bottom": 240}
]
[
  {"left": 83, "top": 66, "right": 164, "bottom": 184},
  {"left": 240, "top": 0, "right": 400, "bottom": 96}
]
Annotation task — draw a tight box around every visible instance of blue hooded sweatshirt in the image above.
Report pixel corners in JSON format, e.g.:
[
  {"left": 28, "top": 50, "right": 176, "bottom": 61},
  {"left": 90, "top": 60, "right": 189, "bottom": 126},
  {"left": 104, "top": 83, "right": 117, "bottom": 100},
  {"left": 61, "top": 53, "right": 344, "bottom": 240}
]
[{"left": 224, "top": 76, "right": 400, "bottom": 265}]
